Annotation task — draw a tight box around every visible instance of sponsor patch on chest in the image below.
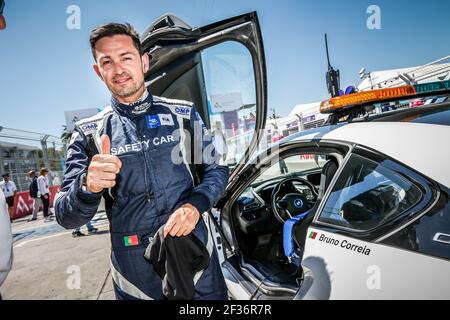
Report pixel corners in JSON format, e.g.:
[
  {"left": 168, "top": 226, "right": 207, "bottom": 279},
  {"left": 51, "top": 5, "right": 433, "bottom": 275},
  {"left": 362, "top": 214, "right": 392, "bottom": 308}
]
[
  {"left": 146, "top": 113, "right": 174, "bottom": 128},
  {"left": 174, "top": 106, "right": 191, "bottom": 117},
  {"left": 158, "top": 113, "right": 174, "bottom": 126},
  {"left": 78, "top": 120, "right": 102, "bottom": 136}
]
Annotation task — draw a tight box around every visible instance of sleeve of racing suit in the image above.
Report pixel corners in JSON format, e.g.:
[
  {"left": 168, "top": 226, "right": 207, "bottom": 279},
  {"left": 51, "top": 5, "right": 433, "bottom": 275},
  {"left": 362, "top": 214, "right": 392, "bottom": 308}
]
[
  {"left": 186, "top": 107, "right": 229, "bottom": 214},
  {"left": 55, "top": 126, "right": 103, "bottom": 229}
]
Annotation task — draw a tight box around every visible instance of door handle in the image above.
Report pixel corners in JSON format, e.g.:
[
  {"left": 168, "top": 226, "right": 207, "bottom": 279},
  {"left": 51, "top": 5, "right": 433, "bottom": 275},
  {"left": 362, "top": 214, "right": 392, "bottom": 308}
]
[{"left": 433, "top": 233, "right": 450, "bottom": 245}]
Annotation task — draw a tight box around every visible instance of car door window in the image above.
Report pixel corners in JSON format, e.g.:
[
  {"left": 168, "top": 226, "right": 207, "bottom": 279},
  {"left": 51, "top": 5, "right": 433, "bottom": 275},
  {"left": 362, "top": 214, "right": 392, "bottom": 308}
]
[
  {"left": 381, "top": 185, "right": 450, "bottom": 260},
  {"left": 201, "top": 41, "right": 257, "bottom": 169},
  {"left": 319, "top": 153, "right": 422, "bottom": 231}
]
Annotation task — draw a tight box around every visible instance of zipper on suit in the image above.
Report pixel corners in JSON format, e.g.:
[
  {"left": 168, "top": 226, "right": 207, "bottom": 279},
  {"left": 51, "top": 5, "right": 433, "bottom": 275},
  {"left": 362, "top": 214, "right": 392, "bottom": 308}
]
[{"left": 131, "top": 118, "right": 154, "bottom": 203}]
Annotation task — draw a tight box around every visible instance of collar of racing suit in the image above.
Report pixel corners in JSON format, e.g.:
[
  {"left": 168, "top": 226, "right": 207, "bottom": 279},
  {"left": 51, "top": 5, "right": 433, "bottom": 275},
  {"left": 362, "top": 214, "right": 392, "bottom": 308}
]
[{"left": 111, "top": 88, "right": 154, "bottom": 119}]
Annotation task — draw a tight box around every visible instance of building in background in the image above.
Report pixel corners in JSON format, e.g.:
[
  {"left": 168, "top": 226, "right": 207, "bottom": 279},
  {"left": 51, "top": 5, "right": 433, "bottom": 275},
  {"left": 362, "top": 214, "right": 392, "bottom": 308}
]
[
  {"left": 265, "top": 101, "right": 328, "bottom": 139},
  {"left": 357, "top": 56, "right": 450, "bottom": 91}
]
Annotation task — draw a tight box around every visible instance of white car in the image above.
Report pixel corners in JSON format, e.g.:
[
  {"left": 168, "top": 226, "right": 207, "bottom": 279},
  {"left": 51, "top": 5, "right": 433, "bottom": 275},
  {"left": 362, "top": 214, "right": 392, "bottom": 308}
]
[
  {"left": 212, "top": 112, "right": 450, "bottom": 300},
  {"left": 142, "top": 12, "right": 450, "bottom": 299},
  {"left": 0, "top": 189, "right": 13, "bottom": 296}
]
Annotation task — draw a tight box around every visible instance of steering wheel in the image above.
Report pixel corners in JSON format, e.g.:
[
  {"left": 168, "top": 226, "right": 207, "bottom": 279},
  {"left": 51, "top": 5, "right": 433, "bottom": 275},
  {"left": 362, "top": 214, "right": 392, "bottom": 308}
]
[{"left": 271, "top": 177, "right": 318, "bottom": 224}]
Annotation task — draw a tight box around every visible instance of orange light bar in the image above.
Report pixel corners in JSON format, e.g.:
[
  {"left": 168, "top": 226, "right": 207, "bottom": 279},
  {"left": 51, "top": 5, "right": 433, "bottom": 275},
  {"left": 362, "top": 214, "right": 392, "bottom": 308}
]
[{"left": 320, "top": 85, "right": 416, "bottom": 113}]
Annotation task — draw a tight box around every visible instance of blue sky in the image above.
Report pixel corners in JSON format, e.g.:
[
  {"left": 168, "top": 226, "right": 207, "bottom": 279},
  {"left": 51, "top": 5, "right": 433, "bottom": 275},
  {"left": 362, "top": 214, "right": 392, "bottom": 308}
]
[{"left": 1, "top": 0, "right": 450, "bottom": 137}]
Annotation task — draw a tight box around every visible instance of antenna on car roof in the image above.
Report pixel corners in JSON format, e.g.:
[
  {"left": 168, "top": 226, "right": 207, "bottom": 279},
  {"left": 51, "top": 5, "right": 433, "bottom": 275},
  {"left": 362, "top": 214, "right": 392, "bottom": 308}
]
[{"left": 325, "top": 34, "right": 341, "bottom": 98}]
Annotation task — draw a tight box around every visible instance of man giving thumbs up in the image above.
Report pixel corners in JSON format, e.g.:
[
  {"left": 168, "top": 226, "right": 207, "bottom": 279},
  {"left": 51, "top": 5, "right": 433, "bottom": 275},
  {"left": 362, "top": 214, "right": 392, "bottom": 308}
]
[
  {"left": 86, "top": 135, "right": 122, "bottom": 193},
  {"left": 55, "top": 23, "right": 229, "bottom": 300}
]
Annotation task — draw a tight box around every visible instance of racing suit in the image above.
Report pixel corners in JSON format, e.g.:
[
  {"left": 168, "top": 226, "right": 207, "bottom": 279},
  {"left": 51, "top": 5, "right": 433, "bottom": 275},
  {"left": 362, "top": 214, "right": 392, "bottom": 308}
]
[{"left": 55, "top": 90, "right": 229, "bottom": 300}]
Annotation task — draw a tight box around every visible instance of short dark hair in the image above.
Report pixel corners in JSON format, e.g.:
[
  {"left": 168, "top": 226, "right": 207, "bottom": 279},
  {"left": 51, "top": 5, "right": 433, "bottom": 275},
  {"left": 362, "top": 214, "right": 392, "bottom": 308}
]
[{"left": 89, "top": 22, "right": 142, "bottom": 61}]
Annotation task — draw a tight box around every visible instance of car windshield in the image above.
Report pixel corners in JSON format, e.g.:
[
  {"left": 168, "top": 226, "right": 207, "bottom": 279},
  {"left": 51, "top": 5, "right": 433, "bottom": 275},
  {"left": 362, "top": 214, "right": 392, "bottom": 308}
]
[{"left": 253, "top": 154, "right": 328, "bottom": 184}]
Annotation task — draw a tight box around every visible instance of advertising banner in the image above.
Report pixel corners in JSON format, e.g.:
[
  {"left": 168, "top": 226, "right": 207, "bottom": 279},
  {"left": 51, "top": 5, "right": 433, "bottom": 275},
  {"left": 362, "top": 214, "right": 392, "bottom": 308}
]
[
  {"left": 210, "top": 92, "right": 243, "bottom": 114},
  {"left": 11, "top": 185, "right": 60, "bottom": 220}
]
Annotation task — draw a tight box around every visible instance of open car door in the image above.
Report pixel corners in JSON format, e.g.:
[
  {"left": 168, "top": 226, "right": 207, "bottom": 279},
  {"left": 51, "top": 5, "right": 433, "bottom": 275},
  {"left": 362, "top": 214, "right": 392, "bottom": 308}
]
[{"left": 142, "top": 11, "right": 267, "bottom": 183}]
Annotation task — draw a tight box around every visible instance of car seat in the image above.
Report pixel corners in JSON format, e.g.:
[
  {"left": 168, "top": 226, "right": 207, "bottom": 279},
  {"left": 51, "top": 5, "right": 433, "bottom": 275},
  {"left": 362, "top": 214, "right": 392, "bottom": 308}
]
[{"left": 283, "top": 157, "right": 339, "bottom": 264}]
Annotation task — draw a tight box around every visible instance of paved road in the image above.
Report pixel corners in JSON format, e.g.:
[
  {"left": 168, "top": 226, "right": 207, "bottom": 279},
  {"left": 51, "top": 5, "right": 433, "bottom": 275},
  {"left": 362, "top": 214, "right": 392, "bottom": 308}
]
[{"left": 2, "top": 211, "right": 115, "bottom": 300}]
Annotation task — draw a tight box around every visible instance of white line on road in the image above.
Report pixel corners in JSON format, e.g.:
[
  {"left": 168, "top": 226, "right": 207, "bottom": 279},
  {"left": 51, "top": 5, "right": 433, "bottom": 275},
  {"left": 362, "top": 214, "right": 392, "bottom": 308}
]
[
  {"left": 12, "top": 221, "right": 59, "bottom": 234},
  {"left": 14, "top": 231, "right": 74, "bottom": 248},
  {"left": 14, "top": 223, "right": 110, "bottom": 249}
]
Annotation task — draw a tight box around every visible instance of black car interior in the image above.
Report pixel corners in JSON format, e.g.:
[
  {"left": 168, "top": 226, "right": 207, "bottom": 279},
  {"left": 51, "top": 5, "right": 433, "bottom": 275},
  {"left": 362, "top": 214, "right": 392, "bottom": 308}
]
[{"left": 230, "top": 153, "right": 341, "bottom": 291}]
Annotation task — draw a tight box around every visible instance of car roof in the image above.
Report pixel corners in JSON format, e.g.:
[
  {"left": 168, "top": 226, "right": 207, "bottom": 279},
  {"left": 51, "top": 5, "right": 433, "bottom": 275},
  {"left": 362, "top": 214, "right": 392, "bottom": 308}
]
[
  {"left": 371, "top": 103, "right": 450, "bottom": 125},
  {"left": 289, "top": 122, "right": 450, "bottom": 186}
]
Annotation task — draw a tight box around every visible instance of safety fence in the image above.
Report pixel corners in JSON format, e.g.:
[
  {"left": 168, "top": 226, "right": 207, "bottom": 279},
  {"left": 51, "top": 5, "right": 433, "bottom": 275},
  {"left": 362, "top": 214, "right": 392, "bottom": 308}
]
[{"left": 0, "top": 126, "right": 66, "bottom": 192}]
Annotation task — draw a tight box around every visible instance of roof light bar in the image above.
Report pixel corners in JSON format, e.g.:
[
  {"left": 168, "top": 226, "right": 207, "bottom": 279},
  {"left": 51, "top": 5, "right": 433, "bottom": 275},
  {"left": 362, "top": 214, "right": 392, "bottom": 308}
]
[{"left": 320, "top": 85, "right": 416, "bottom": 113}]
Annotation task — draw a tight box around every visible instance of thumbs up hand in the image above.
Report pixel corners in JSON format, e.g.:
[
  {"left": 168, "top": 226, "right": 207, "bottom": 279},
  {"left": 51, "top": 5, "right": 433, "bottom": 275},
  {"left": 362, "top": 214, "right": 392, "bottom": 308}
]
[{"left": 86, "top": 135, "right": 122, "bottom": 193}]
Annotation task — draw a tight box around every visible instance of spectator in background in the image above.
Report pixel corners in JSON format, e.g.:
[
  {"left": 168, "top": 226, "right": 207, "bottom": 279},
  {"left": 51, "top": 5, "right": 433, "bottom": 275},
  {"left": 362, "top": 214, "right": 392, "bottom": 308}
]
[
  {"left": 271, "top": 129, "right": 283, "bottom": 144},
  {"left": 52, "top": 174, "right": 61, "bottom": 186},
  {"left": 72, "top": 221, "right": 98, "bottom": 238},
  {"left": 212, "top": 121, "right": 227, "bottom": 163},
  {"left": 27, "top": 170, "right": 40, "bottom": 222},
  {"left": 0, "top": 189, "right": 13, "bottom": 300},
  {"left": 0, "top": 0, "right": 6, "bottom": 30},
  {"left": 279, "top": 158, "right": 289, "bottom": 175},
  {"left": 0, "top": 173, "right": 17, "bottom": 221},
  {"left": 271, "top": 131, "right": 289, "bottom": 174},
  {"left": 37, "top": 168, "right": 52, "bottom": 222}
]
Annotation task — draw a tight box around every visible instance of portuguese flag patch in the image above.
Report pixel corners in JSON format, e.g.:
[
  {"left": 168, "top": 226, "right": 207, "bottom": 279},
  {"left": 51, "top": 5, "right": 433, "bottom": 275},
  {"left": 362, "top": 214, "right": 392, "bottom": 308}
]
[
  {"left": 124, "top": 235, "right": 139, "bottom": 247},
  {"left": 309, "top": 231, "right": 318, "bottom": 239}
]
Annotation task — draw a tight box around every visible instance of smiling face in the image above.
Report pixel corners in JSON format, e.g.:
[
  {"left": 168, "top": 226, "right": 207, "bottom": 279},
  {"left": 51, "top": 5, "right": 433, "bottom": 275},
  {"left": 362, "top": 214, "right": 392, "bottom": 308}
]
[{"left": 93, "top": 35, "right": 149, "bottom": 104}]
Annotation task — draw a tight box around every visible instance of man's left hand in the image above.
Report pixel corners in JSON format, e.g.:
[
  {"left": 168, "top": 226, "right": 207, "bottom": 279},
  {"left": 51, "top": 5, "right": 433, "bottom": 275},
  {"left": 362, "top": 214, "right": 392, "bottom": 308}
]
[{"left": 163, "top": 203, "right": 200, "bottom": 238}]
